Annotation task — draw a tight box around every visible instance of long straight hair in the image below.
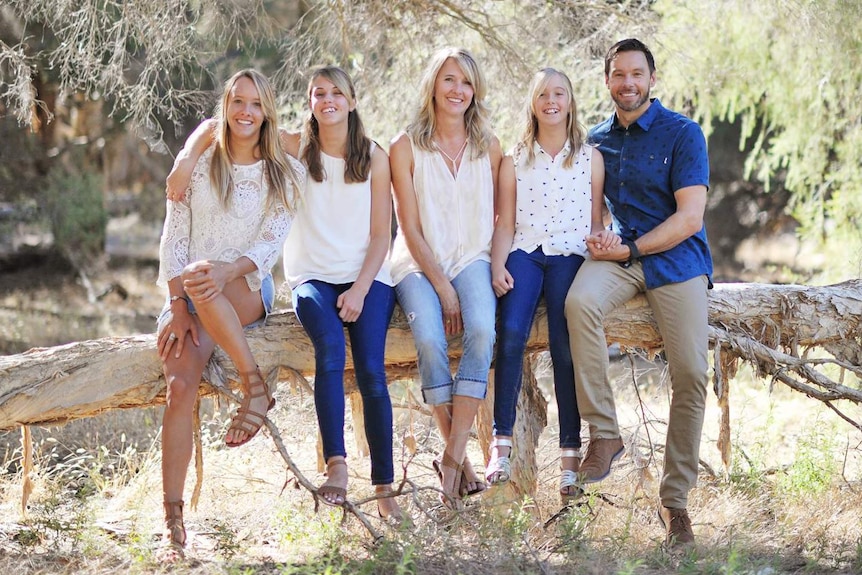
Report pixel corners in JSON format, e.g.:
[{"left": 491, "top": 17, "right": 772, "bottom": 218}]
[
  {"left": 515, "top": 68, "right": 584, "bottom": 169},
  {"left": 406, "top": 47, "right": 494, "bottom": 159},
  {"left": 301, "top": 66, "right": 372, "bottom": 183},
  {"left": 210, "top": 69, "right": 302, "bottom": 213}
]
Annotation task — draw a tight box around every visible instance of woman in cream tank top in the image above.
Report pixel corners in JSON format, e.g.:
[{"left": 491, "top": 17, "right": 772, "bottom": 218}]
[{"left": 390, "top": 47, "right": 502, "bottom": 509}]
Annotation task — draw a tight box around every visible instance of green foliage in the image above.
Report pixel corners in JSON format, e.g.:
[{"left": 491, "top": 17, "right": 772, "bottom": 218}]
[
  {"left": 368, "top": 538, "right": 417, "bottom": 575},
  {"left": 557, "top": 500, "right": 592, "bottom": 552},
  {"left": 40, "top": 159, "right": 107, "bottom": 266},
  {"left": 273, "top": 501, "right": 344, "bottom": 554},
  {"left": 655, "top": 0, "right": 862, "bottom": 281},
  {"left": 775, "top": 417, "right": 837, "bottom": 497},
  {"left": 616, "top": 559, "right": 644, "bottom": 575},
  {"left": 21, "top": 482, "right": 94, "bottom": 550},
  {"left": 212, "top": 520, "right": 242, "bottom": 561}
]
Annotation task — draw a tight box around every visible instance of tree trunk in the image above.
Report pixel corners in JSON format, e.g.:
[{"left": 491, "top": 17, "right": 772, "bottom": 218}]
[{"left": 0, "top": 281, "right": 859, "bottom": 431}]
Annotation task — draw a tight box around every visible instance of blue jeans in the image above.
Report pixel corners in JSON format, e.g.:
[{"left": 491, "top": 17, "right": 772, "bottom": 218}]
[
  {"left": 395, "top": 260, "right": 497, "bottom": 405},
  {"left": 293, "top": 279, "right": 396, "bottom": 485},
  {"left": 493, "top": 247, "right": 584, "bottom": 448}
]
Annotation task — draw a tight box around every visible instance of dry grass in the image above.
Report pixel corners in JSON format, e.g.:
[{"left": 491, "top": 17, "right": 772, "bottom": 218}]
[
  {"left": 1, "top": 263, "right": 860, "bottom": 573},
  {"left": 1, "top": 359, "right": 860, "bottom": 574}
]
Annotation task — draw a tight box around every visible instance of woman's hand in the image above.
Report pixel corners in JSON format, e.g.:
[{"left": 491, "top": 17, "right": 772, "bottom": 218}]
[
  {"left": 336, "top": 285, "right": 367, "bottom": 323},
  {"left": 436, "top": 282, "right": 463, "bottom": 336},
  {"left": 585, "top": 232, "right": 627, "bottom": 262},
  {"left": 165, "top": 167, "right": 191, "bottom": 202},
  {"left": 492, "top": 265, "right": 514, "bottom": 297},
  {"left": 588, "top": 229, "right": 622, "bottom": 251},
  {"left": 182, "top": 260, "right": 234, "bottom": 304},
  {"left": 158, "top": 305, "right": 199, "bottom": 360}
]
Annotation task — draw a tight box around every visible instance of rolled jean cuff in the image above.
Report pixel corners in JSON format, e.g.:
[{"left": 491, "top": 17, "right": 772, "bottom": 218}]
[
  {"left": 560, "top": 440, "right": 583, "bottom": 450},
  {"left": 422, "top": 381, "right": 454, "bottom": 405},
  {"left": 452, "top": 376, "right": 487, "bottom": 400}
]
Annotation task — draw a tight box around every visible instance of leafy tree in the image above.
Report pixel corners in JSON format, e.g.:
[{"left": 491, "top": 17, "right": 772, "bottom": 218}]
[{"left": 654, "top": 0, "right": 862, "bottom": 281}]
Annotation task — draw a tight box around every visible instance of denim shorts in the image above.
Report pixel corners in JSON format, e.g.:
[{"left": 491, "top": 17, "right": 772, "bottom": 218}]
[{"left": 156, "top": 273, "right": 275, "bottom": 333}]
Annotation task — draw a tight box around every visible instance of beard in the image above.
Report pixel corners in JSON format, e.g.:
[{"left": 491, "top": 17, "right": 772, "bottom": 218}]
[{"left": 611, "top": 87, "right": 650, "bottom": 113}]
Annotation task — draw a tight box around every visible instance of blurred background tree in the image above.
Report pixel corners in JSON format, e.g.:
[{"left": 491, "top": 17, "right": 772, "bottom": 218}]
[{"left": 0, "top": 0, "right": 858, "bottom": 282}]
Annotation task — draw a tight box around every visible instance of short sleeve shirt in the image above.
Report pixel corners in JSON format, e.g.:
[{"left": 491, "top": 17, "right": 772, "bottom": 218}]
[
  {"left": 510, "top": 141, "right": 592, "bottom": 258},
  {"left": 588, "top": 98, "right": 713, "bottom": 289}
]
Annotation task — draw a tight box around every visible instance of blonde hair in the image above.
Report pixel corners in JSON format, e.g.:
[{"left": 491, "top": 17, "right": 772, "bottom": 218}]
[
  {"left": 210, "top": 69, "right": 302, "bottom": 213},
  {"left": 301, "top": 65, "right": 372, "bottom": 183},
  {"left": 514, "top": 68, "right": 585, "bottom": 169},
  {"left": 406, "top": 47, "right": 494, "bottom": 159}
]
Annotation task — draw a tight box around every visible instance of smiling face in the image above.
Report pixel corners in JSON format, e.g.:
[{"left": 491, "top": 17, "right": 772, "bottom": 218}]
[
  {"left": 225, "top": 76, "right": 264, "bottom": 142},
  {"left": 433, "top": 57, "right": 474, "bottom": 118},
  {"left": 309, "top": 73, "right": 354, "bottom": 128},
  {"left": 605, "top": 50, "right": 655, "bottom": 115},
  {"left": 533, "top": 73, "right": 571, "bottom": 130}
]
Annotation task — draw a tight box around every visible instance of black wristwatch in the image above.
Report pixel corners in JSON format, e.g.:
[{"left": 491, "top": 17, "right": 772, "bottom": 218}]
[{"left": 620, "top": 238, "right": 641, "bottom": 267}]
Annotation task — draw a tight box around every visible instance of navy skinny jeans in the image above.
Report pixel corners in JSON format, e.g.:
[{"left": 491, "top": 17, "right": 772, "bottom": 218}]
[
  {"left": 493, "top": 247, "right": 585, "bottom": 449},
  {"left": 293, "top": 279, "right": 396, "bottom": 485}
]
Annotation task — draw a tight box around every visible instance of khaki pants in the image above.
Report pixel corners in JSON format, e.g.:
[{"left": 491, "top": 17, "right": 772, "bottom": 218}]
[{"left": 564, "top": 259, "right": 709, "bottom": 508}]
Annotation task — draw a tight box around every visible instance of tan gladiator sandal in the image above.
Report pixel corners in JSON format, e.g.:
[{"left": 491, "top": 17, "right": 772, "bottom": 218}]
[
  {"left": 159, "top": 500, "right": 186, "bottom": 562},
  {"left": 225, "top": 366, "right": 275, "bottom": 447}
]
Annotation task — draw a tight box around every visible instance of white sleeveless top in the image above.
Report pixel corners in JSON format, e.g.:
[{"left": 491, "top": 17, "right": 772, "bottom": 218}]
[
  {"left": 510, "top": 141, "right": 593, "bottom": 258},
  {"left": 390, "top": 137, "right": 494, "bottom": 284},
  {"left": 283, "top": 143, "right": 393, "bottom": 288}
]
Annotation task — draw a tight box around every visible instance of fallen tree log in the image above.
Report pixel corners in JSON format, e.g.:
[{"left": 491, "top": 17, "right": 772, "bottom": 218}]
[{"left": 0, "top": 280, "right": 860, "bottom": 431}]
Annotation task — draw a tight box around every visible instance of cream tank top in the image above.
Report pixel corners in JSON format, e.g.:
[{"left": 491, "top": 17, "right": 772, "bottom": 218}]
[
  {"left": 390, "top": 137, "right": 494, "bottom": 284},
  {"left": 283, "top": 142, "right": 393, "bottom": 288}
]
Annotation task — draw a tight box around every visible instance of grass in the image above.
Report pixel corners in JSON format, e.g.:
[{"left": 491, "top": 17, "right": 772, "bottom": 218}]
[{"left": 0, "top": 358, "right": 860, "bottom": 574}]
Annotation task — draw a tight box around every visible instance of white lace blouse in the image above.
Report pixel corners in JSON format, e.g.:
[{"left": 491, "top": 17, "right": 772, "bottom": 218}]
[{"left": 157, "top": 146, "right": 303, "bottom": 291}]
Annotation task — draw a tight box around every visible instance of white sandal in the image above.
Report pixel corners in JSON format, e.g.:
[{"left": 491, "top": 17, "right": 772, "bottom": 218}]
[
  {"left": 485, "top": 437, "right": 513, "bottom": 485},
  {"left": 560, "top": 448, "right": 584, "bottom": 504}
]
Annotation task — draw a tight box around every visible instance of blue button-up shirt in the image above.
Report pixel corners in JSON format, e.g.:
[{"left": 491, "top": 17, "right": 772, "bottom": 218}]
[{"left": 588, "top": 99, "right": 713, "bottom": 289}]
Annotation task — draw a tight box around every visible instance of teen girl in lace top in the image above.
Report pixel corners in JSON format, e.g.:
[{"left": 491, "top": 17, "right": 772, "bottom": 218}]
[{"left": 157, "top": 69, "right": 303, "bottom": 561}]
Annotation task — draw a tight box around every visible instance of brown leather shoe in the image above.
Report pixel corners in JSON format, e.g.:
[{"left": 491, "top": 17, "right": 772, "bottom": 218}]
[
  {"left": 578, "top": 437, "right": 624, "bottom": 484},
  {"left": 658, "top": 506, "right": 695, "bottom": 548}
]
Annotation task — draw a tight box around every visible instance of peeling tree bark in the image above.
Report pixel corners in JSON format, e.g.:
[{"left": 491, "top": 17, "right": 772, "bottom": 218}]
[{"left": 0, "top": 281, "right": 860, "bottom": 432}]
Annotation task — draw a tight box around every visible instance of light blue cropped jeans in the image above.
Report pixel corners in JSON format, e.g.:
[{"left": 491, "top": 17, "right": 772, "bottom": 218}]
[{"left": 395, "top": 260, "right": 497, "bottom": 405}]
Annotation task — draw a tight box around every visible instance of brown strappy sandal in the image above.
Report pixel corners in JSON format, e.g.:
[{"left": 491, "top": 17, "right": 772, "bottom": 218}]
[
  {"left": 318, "top": 457, "right": 348, "bottom": 507},
  {"left": 159, "top": 500, "right": 186, "bottom": 562},
  {"left": 432, "top": 451, "right": 464, "bottom": 509},
  {"left": 225, "top": 366, "right": 275, "bottom": 448},
  {"left": 459, "top": 457, "right": 488, "bottom": 498}
]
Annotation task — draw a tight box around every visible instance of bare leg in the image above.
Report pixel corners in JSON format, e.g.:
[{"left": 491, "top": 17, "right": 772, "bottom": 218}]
[
  {"left": 161, "top": 320, "right": 216, "bottom": 503},
  {"left": 188, "top": 276, "right": 268, "bottom": 445}
]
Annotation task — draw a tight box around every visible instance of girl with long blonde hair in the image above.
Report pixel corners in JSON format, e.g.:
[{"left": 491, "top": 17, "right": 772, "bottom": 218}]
[
  {"left": 389, "top": 47, "right": 503, "bottom": 508},
  {"left": 157, "top": 68, "right": 303, "bottom": 561},
  {"left": 486, "top": 67, "right": 611, "bottom": 504}
]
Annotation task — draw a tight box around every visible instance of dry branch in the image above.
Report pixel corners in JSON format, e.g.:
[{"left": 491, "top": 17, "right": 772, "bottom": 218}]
[{"left": 0, "top": 280, "right": 860, "bottom": 432}]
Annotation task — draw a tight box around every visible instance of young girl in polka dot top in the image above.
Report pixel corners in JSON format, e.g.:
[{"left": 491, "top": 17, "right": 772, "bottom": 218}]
[{"left": 487, "top": 67, "right": 616, "bottom": 504}]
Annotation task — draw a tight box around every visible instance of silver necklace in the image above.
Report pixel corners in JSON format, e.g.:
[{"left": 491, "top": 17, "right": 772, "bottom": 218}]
[{"left": 434, "top": 138, "right": 468, "bottom": 177}]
